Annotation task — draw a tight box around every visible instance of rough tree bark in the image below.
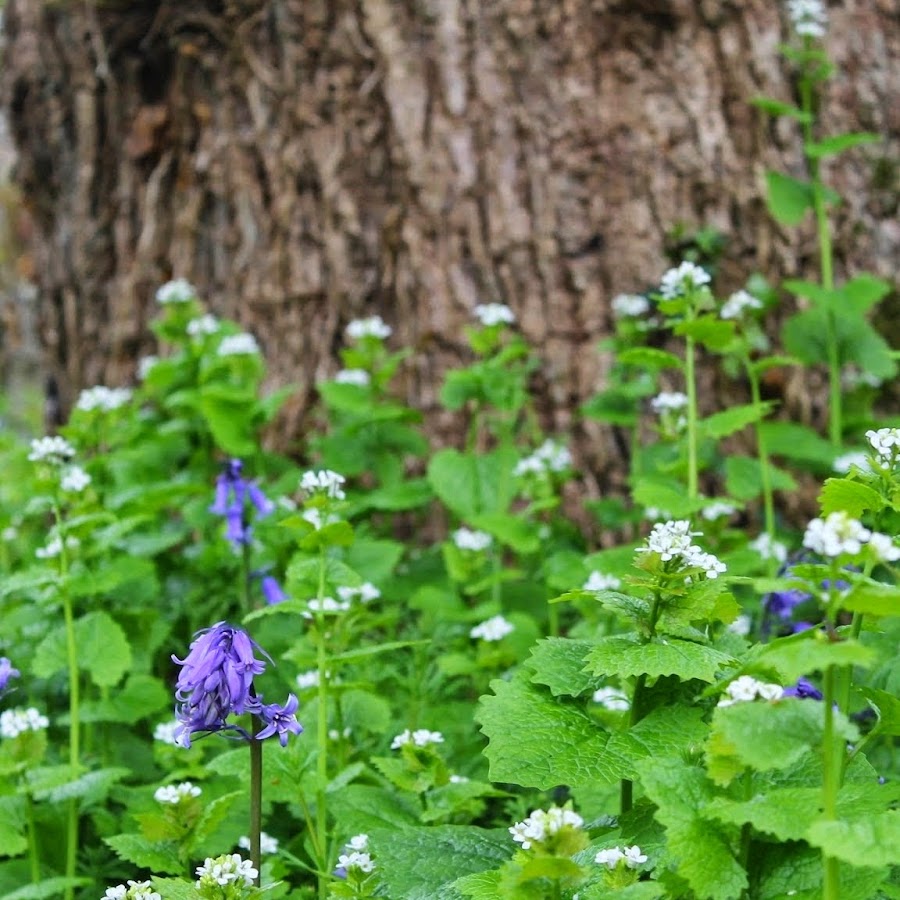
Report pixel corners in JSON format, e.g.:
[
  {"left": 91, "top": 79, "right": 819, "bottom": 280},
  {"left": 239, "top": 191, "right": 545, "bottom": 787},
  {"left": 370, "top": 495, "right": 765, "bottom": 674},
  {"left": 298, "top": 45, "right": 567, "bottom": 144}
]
[{"left": 2, "top": 0, "right": 898, "bottom": 486}]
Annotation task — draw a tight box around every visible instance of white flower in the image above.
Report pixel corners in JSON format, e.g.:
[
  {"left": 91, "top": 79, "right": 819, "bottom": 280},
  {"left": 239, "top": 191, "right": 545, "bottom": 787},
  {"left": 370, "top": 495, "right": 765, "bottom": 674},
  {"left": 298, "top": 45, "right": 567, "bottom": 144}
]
[
  {"left": 470, "top": 615, "right": 515, "bottom": 642},
  {"left": 583, "top": 571, "right": 622, "bottom": 592},
  {"left": 833, "top": 451, "right": 871, "bottom": 474},
  {"left": 749, "top": 533, "right": 788, "bottom": 563},
  {"left": 296, "top": 670, "right": 320, "bottom": 690},
  {"left": 637, "top": 520, "right": 699, "bottom": 561},
  {"left": 102, "top": 882, "right": 160, "bottom": 900},
  {"left": 390, "top": 728, "right": 444, "bottom": 749},
  {"left": 154, "top": 782, "right": 201, "bottom": 804},
  {"left": 329, "top": 727, "right": 352, "bottom": 740},
  {"left": 514, "top": 440, "right": 572, "bottom": 478},
  {"left": 866, "top": 428, "right": 900, "bottom": 464},
  {"left": 611, "top": 293, "right": 650, "bottom": 318},
  {"left": 842, "top": 368, "right": 882, "bottom": 390},
  {"left": 803, "top": 512, "right": 871, "bottom": 557},
  {"left": 186, "top": 314, "right": 220, "bottom": 336},
  {"left": 595, "top": 847, "right": 625, "bottom": 868},
  {"left": 302, "top": 597, "right": 349, "bottom": 619},
  {"left": 76, "top": 386, "right": 132, "bottom": 413},
  {"left": 155, "top": 278, "right": 196, "bottom": 304},
  {"left": 622, "top": 845, "right": 649, "bottom": 868},
  {"left": 347, "top": 834, "right": 369, "bottom": 851},
  {"left": 152, "top": 720, "right": 186, "bottom": 747},
  {"left": 787, "top": 0, "right": 827, "bottom": 38},
  {"left": 720, "top": 290, "right": 763, "bottom": 320},
  {"left": 643, "top": 506, "right": 673, "bottom": 522},
  {"left": 651, "top": 391, "right": 688, "bottom": 413},
  {"left": 449, "top": 774, "right": 470, "bottom": 784},
  {"left": 300, "top": 469, "right": 346, "bottom": 500},
  {"left": 473, "top": 303, "right": 516, "bottom": 327},
  {"left": 681, "top": 546, "right": 727, "bottom": 579},
  {"left": 334, "top": 368, "right": 371, "bottom": 386},
  {"left": 867, "top": 532, "right": 900, "bottom": 563},
  {"left": 337, "top": 582, "right": 381, "bottom": 604},
  {"left": 346, "top": 316, "right": 392, "bottom": 340},
  {"left": 28, "top": 436, "right": 76, "bottom": 465},
  {"left": 103, "top": 887, "right": 128, "bottom": 900},
  {"left": 2, "top": 526, "right": 17, "bottom": 541},
  {"left": 509, "top": 807, "right": 584, "bottom": 850},
  {"left": 337, "top": 851, "right": 375, "bottom": 873},
  {"left": 0, "top": 707, "right": 50, "bottom": 738},
  {"left": 659, "top": 261, "right": 711, "bottom": 299},
  {"left": 593, "top": 686, "right": 630, "bottom": 711},
  {"left": 195, "top": 853, "right": 257, "bottom": 887},
  {"left": 301, "top": 507, "right": 339, "bottom": 530},
  {"left": 702, "top": 501, "right": 737, "bottom": 521},
  {"left": 452, "top": 527, "right": 493, "bottom": 552},
  {"left": 137, "top": 355, "right": 159, "bottom": 381},
  {"left": 718, "top": 675, "right": 784, "bottom": 707},
  {"left": 238, "top": 832, "right": 279, "bottom": 854},
  {"left": 217, "top": 333, "right": 260, "bottom": 356},
  {"left": 35, "top": 535, "right": 79, "bottom": 559},
  {"left": 727, "top": 614, "right": 752, "bottom": 637},
  {"left": 61, "top": 466, "right": 91, "bottom": 493}
]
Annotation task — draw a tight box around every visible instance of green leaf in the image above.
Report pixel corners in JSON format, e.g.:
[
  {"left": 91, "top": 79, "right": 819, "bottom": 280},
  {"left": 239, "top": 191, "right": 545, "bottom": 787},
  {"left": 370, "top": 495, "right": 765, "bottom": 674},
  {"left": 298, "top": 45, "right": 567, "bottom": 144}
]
[
  {"left": 427, "top": 447, "right": 518, "bottom": 520},
  {"left": 699, "top": 402, "right": 775, "bottom": 440},
  {"left": 631, "top": 477, "right": 705, "bottom": 519},
  {"left": 527, "top": 638, "right": 597, "bottom": 697},
  {"left": 782, "top": 308, "right": 830, "bottom": 366},
  {"left": 0, "top": 820, "right": 27, "bottom": 858},
  {"left": 805, "top": 132, "right": 880, "bottom": 159},
  {"left": 725, "top": 455, "right": 796, "bottom": 501},
  {"left": 452, "top": 869, "right": 503, "bottom": 899},
  {"left": 27, "top": 766, "right": 129, "bottom": 804},
  {"left": 104, "top": 833, "right": 182, "bottom": 874},
  {"left": 842, "top": 273, "right": 891, "bottom": 312},
  {"left": 617, "top": 347, "right": 684, "bottom": 370},
  {"left": 674, "top": 315, "right": 736, "bottom": 351},
  {"left": 706, "top": 787, "right": 820, "bottom": 841},
  {"left": 765, "top": 171, "right": 814, "bottom": 225},
  {"left": 759, "top": 421, "right": 835, "bottom": 467},
  {"left": 327, "top": 785, "right": 420, "bottom": 834},
  {"left": 370, "top": 826, "right": 512, "bottom": 900},
  {"left": 807, "top": 812, "right": 900, "bottom": 867},
  {"left": 189, "top": 791, "right": 242, "bottom": 851},
  {"left": 586, "top": 636, "right": 733, "bottom": 683},
  {"left": 148, "top": 880, "right": 199, "bottom": 900},
  {"left": 470, "top": 513, "right": 540, "bottom": 554},
  {"left": 841, "top": 581, "right": 900, "bottom": 617},
  {"left": 2, "top": 879, "right": 93, "bottom": 900},
  {"left": 750, "top": 96, "right": 812, "bottom": 123},
  {"left": 753, "top": 634, "right": 875, "bottom": 681},
  {"left": 859, "top": 687, "right": 900, "bottom": 735},
  {"left": 75, "top": 674, "right": 169, "bottom": 724},
  {"left": 198, "top": 391, "right": 257, "bottom": 456}
]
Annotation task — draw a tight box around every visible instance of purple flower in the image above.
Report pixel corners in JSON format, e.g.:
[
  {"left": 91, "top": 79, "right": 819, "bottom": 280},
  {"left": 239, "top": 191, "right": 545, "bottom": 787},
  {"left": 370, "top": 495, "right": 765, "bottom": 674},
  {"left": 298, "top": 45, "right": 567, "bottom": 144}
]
[
  {"left": 210, "top": 459, "right": 274, "bottom": 547},
  {"left": 255, "top": 694, "right": 303, "bottom": 747},
  {"left": 765, "top": 587, "right": 810, "bottom": 621},
  {"left": 0, "top": 657, "right": 20, "bottom": 695},
  {"left": 172, "top": 623, "right": 268, "bottom": 747},
  {"left": 783, "top": 678, "right": 823, "bottom": 700},
  {"left": 261, "top": 576, "right": 287, "bottom": 606}
]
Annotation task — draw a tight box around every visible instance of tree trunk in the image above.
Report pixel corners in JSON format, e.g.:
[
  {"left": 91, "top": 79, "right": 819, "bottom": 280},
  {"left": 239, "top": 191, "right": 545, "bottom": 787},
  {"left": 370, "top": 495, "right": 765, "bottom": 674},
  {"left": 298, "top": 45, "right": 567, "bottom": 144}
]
[{"left": 2, "top": 0, "right": 898, "bottom": 473}]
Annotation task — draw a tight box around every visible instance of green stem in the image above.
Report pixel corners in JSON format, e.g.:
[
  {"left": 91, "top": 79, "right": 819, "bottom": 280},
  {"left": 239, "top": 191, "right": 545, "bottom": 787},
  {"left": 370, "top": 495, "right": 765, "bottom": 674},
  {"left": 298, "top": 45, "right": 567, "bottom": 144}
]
[
  {"left": 242, "top": 541, "right": 253, "bottom": 615},
  {"left": 821, "top": 664, "right": 841, "bottom": 900},
  {"left": 738, "top": 770, "right": 754, "bottom": 874},
  {"left": 315, "top": 547, "right": 330, "bottom": 900},
  {"left": 685, "top": 333, "right": 699, "bottom": 503},
  {"left": 249, "top": 714, "right": 262, "bottom": 887},
  {"left": 747, "top": 360, "right": 776, "bottom": 571},
  {"left": 25, "top": 792, "right": 40, "bottom": 883}
]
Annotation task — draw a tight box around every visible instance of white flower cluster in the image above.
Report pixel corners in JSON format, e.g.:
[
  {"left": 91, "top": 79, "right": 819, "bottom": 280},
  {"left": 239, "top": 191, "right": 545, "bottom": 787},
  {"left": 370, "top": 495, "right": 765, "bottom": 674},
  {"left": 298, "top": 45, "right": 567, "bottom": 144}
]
[
  {"left": 296, "top": 669, "right": 321, "bottom": 690},
  {"left": 449, "top": 774, "right": 470, "bottom": 784},
  {"left": 329, "top": 726, "right": 353, "bottom": 741},
  {"left": 842, "top": 368, "right": 882, "bottom": 391},
  {"left": 453, "top": 527, "right": 493, "bottom": 552},
  {"left": 300, "top": 469, "right": 346, "bottom": 500},
  {"left": 701, "top": 501, "right": 737, "bottom": 521},
  {"left": 337, "top": 582, "right": 381, "bottom": 604},
  {"left": 187, "top": 314, "right": 220, "bottom": 336},
  {"left": 593, "top": 686, "right": 630, "bottom": 711},
  {"left": 152, "top": 720, "right": 187, "bottom": 747},
  {"left": 303, "top": 597, "right": 350, "bottom": 619},
  {"left": 238, "top": 832, "right": 279, "bottom": 854},
  {"left": 346, "top": 316, "right": 392, "bottom": 340},
  {"left": 390, "top": 728, "right": 444, "bottom": 749},
  {"left": 154, "top": 782, "right": 201, "bottom": 804},
  {"left": 0, "top": 707, "right": 49, "bottom": 738},
  {"left": 217, "top": 333, "right": 260, "bottom": 356},
  {"left": 802, "top": 512, "right": 899, "bottom": 560},
  {"left": 583, "top": 571, "right": 622, "bottom": 592},
  {"left": 473, "top": 303, "right": 516, "bottom": 327},
  {"left": 102, "top": 880, "right": 161, "bottom": 900},
  {"left": 595, "top": 845, "right": 648, "bottom": 869},
  {"left": 650, "top": 391, "right": 688, "bottom": 413},
  {"left": 833, "top": 451, "right": 871, "bottom": 474},
  {"left": 195, "top": 853, "right": 258, "bottom": 887},
  {"left": 137, "top": 356, "right": 159, "bottom": 381},
  {"left": 749, "top": 532, "right": 788, "bottom": 563},
  {"left": 718, "top": 675, "right": 784, "bottom": 707},
  {"left": 35, "top": 535, "right": 80, "bottom": 560},
  {"left": 787, "top": 0, "right": 827, "bottom": 38},
  {"left": 637, "top": 520, "right": 726, "bottom": 579},
  {"left": 866, "top": 428, "right": 900, "bottom": 465},
  {"left": 611, "top": 293, "right": 650, "bottom": 318},
  {"left": 470, "top": 615, "right": 515, "bottom": 642},
  {"left": 28, "top": 436, "right": 76, "bottom": 465},
  {"left": 334, "top": 368, "right": 371, "bottom": 386},
  {"left": 513, "top": 440, "right": 572, "bottom": 477},
  {"left": 76, "top": 386, "right": 133, "bottom": 413},
  {"left": 155, "top": 278, "right": 196, "bottom": 304},
  {"left": 728, "top": 614, "right": 752, "bottom": 637},
  {"left": 61, "top": 466, "right": 91, "bottom": 493},
  {"left": 509, "top": 806, "right": 584, "bottom": 850},
  {"left": 337, "top": 834, "right": 375, "bottom": 874},
  {"left": 659, "top": 261, "right": 711, "bottom": 299},
  {"left": 720, "top": 290, "right": 763, "bottom": 320}
]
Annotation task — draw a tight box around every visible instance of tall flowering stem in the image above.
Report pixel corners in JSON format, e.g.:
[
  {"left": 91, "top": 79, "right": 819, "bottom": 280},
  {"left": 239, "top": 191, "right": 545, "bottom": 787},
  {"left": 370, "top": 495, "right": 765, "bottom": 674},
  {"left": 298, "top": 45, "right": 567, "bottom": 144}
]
[
  {"left": 684, "top": 329, "right": 699, "bottom": 503},
  {"left": 315, "top": 544, "right": 330, "bottom": 899},
  {"left": 746, "top": 357, "right": 777, "bottom": 570}
]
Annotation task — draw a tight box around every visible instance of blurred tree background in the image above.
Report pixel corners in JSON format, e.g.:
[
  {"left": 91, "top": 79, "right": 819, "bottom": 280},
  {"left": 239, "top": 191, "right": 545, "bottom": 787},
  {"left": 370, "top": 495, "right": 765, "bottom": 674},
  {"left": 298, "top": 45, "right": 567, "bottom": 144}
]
[{"left": 0, "top": 0, "right": 897, "bottom": 475}]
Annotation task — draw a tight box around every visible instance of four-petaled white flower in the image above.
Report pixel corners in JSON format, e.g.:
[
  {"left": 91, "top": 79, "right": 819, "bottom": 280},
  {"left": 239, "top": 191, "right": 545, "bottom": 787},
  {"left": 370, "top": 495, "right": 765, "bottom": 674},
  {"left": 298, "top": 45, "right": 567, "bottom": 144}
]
[
  {"left": 76, "top": 386, "right": 132, "bottom": 413},
  {"left": 155, "top": 279, "right": 196, "bottom": 304},
  {"left": 137, "top": 356, "right": 159, "bottom": 380},
  {"left": 749, "top": 533, "right": 788, "bottom": 563},
  {"left": 583, "top": 571, "right": 622, "bottom": 592},
  {"left": 28, "top": 436, "right": 76, "bottom": 465},
  {"left": 238, "top": 831, "right": 279, "bottom": 854},
  {"left": 337, "top": 850, "right": 375, "bottom": 873},
  {"left": 391, "top": 728, "right": 444, "bottom": 749},
  {"left": 514, "top": 440, "right": 572, "bottom": 478},
  {"left": 833, "top": 451, "right": 871, "bottom": 474},
  {"left": 187, "top": 314, "right": 220, "bottom": 336},
  {"left": 509, "top": 807, "right": 584, "bottom": 850},
  {"left": 473, "top": 303, "right": 516, "bottom": 327},
  {"left": 154, "top": 782, "right": 201, "bottom": 804},
  {"left": 152, "top": 720, "right": 187, "bottom": 747},
  {"left": 61, "top": 466, "right": 91, "bottom": 493},
  {"left": 651, "top": 391, "right": 688, "bottom": 413},
  {"left": 300, "top": 469, "right": 346, "bottom": 500},
  {"left": 658, "top": 261, "right": 711, "bottom": 299},
  {"left": 593, "top": 686, "right": 630, "bottom": 712},
  {"left": 218, "top": 333, "right": 260, "bottom": 356},
  {"left": 803, "top": 512, "right": 871, "bottom": 558},
  {"left": 787, "top": 0, "right": 827, "bottom": 38},
  {"left": 718, "top": 675, "right": 784, "bottom": 708},
  {"left": 0, "top": 707, "right": 49, "bottom": 738},
  {"left": 195, "top": 853, "right": 258, "bottom": 887},
  {"left": 102, "top": 881, "right": 161, "bottom": 900},
  {"left": 453, "top": 527, "right": 493, "bottom": 552},
  {"left": 720, "top": 290, "right": 763, "bottom": 320},
  {"left": 337, "top": 582, "right": 381, "bottom": 604},
  {"left": 866, "top": 428, "right": 900, "bottom": 464},
  {"left": 701, "top": 501, "right": 736, "bottom": 521},
  {"left": 611, "top": 293, "right": 650, "bottom": 318},
  {"left": 470, "top": 615, "right": 515, "bottom": 642},
  {"left": 334, "top": 368, "right": 371, "bottom": 386},
  {"left": 346, "top": 316, "right": 392, "bottom": 340}
]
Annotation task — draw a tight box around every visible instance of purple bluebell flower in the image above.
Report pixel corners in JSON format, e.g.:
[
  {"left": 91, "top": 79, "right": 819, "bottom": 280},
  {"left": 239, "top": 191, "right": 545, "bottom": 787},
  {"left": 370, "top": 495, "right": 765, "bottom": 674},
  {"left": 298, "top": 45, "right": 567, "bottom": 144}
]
[
  {"left": 783, "top": 677, "right": 823, "bottom": 700},
  {"left": 210, "top": 459, "right": 275, "bottom": 547},
  {"left": 172, "top": 622, "right": 268, "bottom": 746},
  {"left": 0, "top": 657, "right": 20, "bottom": 695},
  {"left": 255, "top": 694, "right": 303, "bottom": 746},
  {"left": 261, "top": 576, "right": 287, "bottom": 605}
]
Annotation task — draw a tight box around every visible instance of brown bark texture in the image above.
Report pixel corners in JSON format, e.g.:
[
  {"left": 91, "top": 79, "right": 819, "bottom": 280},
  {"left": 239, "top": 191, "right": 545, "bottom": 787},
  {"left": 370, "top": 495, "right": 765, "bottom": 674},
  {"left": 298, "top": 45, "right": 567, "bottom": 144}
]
[{"left": 1, "top": 0, "right": 898, "bottom": 473}]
